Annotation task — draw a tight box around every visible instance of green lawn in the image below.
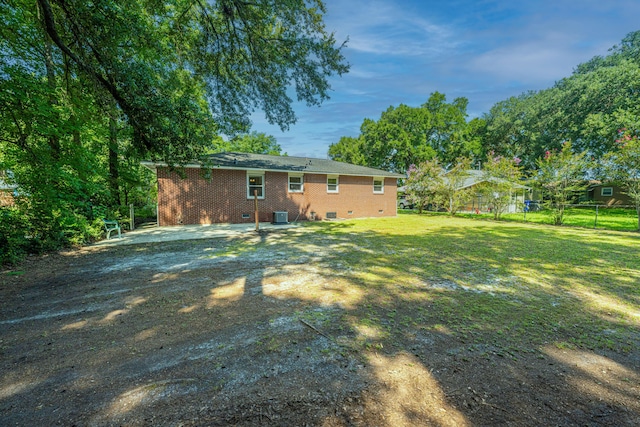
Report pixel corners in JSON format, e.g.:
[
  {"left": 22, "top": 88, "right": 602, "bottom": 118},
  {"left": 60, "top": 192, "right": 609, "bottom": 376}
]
[
  {"left": 418, "top": 205, "right": 640, "bottom": 231},
  {"left": 502, "top": 207, "right": 639, "bottom": 231},
  {"left": 300, "top": 214, "right": 640, "bottom": 356}
]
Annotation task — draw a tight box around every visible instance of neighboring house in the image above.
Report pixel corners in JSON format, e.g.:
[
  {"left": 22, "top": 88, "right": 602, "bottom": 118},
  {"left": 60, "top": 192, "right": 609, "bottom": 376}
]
[
  {"left": 142, "top": 152, "right": 404, "bottom": 226},
  {"left": 587, "top": 184, "right": 633, "bottom": 206},
  {"left": 0, "top": 171, "right": 17, "bottom": 207},
  {"left": 458, "top": 170, "right": 530, "bottom": 213}
]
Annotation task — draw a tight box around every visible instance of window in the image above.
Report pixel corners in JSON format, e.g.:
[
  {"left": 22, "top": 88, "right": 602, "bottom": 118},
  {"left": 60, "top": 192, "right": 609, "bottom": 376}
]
[
  {"left": 288, "top": 174, "right": 303, "bottom": 192},
  {"left": 601, "top": 187, "right": 613, "bottom": 197},
  {"left": 373, "top": 177, "right": 384, "bottom": 194},
  {"left": 327, "top": 175, "right": 339, "bottom": 193},
  {"left": 247, "top": 173, "right": 264, "bottom": 199}
]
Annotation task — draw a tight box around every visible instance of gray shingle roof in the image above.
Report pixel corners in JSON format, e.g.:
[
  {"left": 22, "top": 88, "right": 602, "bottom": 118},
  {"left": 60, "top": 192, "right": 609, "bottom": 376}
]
[{"left": 190, "top": 152, "right": 403, "bottom": 178}]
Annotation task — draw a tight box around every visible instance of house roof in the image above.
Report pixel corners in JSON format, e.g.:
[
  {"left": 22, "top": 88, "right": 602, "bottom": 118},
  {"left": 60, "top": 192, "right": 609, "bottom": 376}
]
[
  {"left": 142, "top": 152, "right": 404, "bottom": 178},
  {"left": 399, "top": 170, "right": 529, "bottom": 191},
  {"left": 457, "top": 169, "right": 529, "bottom": 190}
]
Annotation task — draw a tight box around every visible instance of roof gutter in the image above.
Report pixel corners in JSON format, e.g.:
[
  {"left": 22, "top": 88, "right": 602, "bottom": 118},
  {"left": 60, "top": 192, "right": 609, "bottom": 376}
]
[{"left": 141, "top": 160, "right": 404, "bottom": 179}]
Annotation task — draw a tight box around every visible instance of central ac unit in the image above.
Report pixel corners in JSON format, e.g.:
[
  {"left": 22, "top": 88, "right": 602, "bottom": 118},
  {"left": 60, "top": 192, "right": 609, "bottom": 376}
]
[{"left": 273, "top": 211, "right": 288, "bottom": 224}]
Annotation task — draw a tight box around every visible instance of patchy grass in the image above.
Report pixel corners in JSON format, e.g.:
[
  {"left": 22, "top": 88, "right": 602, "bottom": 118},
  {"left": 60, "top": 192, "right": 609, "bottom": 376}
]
[
  {"left": 300, "top": 214, "right": 640, "bottom": 356},
  {"left": 3, "top": 214, "right": 639, "bottom": 425}
]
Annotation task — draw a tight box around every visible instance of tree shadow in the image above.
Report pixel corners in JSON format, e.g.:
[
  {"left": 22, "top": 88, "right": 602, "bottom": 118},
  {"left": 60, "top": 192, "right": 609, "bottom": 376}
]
[{"left": 1, "top": 217, "right": 639, "bottom": 426}]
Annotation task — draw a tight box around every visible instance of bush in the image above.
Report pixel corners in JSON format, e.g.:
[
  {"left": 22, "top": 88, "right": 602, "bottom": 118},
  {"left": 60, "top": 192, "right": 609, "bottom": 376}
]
[
  {"left": 1, "top": 205, "right": 105, "bottom": 266},
  {"left": 60, "top": 213, "right": 104, "bottom": 245},
  {"left": 0, "top": 207, "right": 31, "bottom": 265}
]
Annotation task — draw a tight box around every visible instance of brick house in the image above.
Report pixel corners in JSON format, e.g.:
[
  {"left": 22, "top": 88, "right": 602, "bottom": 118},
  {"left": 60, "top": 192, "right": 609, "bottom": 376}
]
[{"left": 142, "top": 152, "right": 404, "bottom": 226}]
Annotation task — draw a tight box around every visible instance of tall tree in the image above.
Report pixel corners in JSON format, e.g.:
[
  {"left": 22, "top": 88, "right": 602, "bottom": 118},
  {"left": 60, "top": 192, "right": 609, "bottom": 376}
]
[
  {"left": 422, "top": 92, "right": 474, "bottom": 164},
  {"left": 551, "top": 60, "right": 640, "bottom": 157},
  {"left": 327, "top": 135, "right": 366, "bottom": 165},
  {"left": 358, "top": 104, "right": 435, "bottom": 173},
  {"left": 482, "top": 30, "right": 640, "bottom": 168},
  {"left": 34, "top": 0, "right": 348, "bottom": 162},
  {"left": 482, "top": 91, "right": 541, "bottom": 169},
  {"left": 1, "top": 0, "right": 348, "bottom": 259},
  {"left": 328, "top": 92, "right": 478, "bottom": 173},
  {"left": 107, "top": 104, "right": 121, "bottom": 206},
  {"left": 217, "top": 132, "right": 284, "bottom": 155}
]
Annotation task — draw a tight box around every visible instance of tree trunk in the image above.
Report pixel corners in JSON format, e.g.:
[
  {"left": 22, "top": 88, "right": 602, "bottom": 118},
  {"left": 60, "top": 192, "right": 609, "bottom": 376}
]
[
  {"left": 64, "top": 55, "right": 82, "bottom": 147},
  {"left": 108, "top": 108, "right": 120, "bottom": 206},
  {"left": 43, "top": 35, "right": 61, "bottom": 159},
  {"left": 556, "top": 204, "right": 565, "bottom": 225}
]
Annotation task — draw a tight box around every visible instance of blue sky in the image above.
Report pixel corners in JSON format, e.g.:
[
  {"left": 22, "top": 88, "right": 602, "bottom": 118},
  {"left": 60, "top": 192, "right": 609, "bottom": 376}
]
[{"left": 250, "top": 0, "right": 640, "bottom": 158}]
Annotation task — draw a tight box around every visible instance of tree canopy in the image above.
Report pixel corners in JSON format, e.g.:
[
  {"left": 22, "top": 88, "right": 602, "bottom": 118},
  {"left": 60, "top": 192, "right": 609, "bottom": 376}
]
[
  {"left": 603, "top": 129, "right": 640, "bottom": 230},
  {"left": 25, "top": 0, "right": 348, "bottom": 161},
  {"left": 0, "top": 0, "right": 348, "bottom": 263},
  {"left": 332, "top": 30, "right": 640, "bottom": 176},
  {"left": 481, "top": 30, "right": 640, "bottom": 168},
  {"left": 215, "top": 131, "right": 284, "bottom": 155},
  {"left": 328, "top": 92, "right": 481, "bottom": 173}
]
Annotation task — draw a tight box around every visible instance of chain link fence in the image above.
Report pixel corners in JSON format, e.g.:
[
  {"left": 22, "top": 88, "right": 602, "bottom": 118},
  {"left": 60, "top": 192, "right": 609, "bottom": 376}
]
[{"left": 511, "top": 204, "right": 639, "bottom": 231}]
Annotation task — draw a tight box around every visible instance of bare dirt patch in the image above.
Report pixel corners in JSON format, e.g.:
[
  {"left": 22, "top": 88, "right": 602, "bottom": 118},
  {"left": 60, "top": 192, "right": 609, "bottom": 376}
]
[{"left": 1, "top": 227, "right": 639, "bottom": 426}]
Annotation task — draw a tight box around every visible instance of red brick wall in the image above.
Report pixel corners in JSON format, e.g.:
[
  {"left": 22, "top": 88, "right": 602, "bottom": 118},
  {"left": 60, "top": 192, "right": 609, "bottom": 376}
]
[{"left": 157, "top": 167, "right": 398, "bottom": 225}]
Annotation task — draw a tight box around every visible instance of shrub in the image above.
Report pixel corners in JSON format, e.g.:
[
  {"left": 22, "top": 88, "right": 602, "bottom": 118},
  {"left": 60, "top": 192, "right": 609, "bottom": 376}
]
[{"left": 0, "top": 207, "right": 31, "bottom": 265}]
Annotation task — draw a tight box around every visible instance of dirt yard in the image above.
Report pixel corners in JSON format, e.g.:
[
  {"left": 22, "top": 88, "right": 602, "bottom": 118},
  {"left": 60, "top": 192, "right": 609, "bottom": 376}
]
[{"left": 1, "top": 224, "right": 639, "bottom": 426}]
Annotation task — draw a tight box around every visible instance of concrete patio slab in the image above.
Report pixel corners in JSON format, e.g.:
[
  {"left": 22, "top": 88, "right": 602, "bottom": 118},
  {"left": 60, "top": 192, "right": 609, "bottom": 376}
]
[{"left": 93, "top": 222, "right": 303, "bottom": 246}]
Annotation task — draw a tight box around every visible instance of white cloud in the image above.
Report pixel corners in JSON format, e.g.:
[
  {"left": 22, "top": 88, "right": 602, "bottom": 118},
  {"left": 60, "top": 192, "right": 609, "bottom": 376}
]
[
  {"left": 464, "top": 12, "right": 632, "bottom": 86},
  {"left": 250, "top": 0, "right": 640, "bottom": 157},
  {"left": 471, "top": 45, "right": 579, "bottom": 83},
  {"left": 325, "top": 0, "right": 459, "bottom": 58}
]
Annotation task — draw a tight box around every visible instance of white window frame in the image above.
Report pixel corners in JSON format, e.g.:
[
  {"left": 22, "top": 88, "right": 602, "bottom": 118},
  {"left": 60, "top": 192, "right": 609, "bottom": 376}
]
[
  {"left": 288, "top": 174, "right": 304, "bottom": 193},
  {"left": 601, "top": 187, "right": 613, "bottom": 197},
  {"left": 373, "top": 177, "right": 384, "bottom": 194},
  {"left": 247, "top": 172, "right": 265, "bottom": 199},
  {"left": 327, "top": 175, "right": 339, "bottom": 193}
]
